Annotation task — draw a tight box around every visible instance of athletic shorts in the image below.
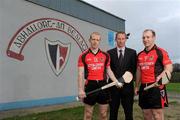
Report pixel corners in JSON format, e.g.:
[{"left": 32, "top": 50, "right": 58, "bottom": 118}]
[
  {"left": 139, "top": 83, "right": 168, "bottom": 109},
  {"left": 83, "top": 80, "right": 110, "bottom": 106}
]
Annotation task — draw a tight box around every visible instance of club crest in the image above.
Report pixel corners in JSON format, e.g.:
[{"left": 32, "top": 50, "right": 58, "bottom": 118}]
[
  {"left": 149, "top": 56, "right": 154, "bottom": 61},
  {"left": 45, "top": 38, "right": 71, "bottom": 76}
]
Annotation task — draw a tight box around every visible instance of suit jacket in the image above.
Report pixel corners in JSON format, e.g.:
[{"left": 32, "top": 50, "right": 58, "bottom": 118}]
[{"left": 107, "top": 47, "right": 137, "bottom": 87}]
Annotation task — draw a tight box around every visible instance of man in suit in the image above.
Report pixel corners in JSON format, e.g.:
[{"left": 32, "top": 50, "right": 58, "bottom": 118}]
[{"left": 107, "top": 32, "right": 137, "bottom": 120}]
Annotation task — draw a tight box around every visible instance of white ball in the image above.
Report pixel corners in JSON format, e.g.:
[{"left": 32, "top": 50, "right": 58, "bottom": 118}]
[
  {"left": 76, "top": 97, "right": 80, "bottom": 101},
  {"left": 117, "top": 82, "right": 123, "bottom": 87}
]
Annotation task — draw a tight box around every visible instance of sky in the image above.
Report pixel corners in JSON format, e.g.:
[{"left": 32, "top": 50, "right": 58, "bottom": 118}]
[{"left": 83, "top": 0, "right": 180, "bottom": 63}]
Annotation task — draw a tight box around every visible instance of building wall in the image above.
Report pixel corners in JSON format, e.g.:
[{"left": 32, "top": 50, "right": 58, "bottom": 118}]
[
  {"left": 0, "top": 0, "right": 125, "bottom": 111},
  {"left": 27, "top": 0, "right": 125, "bottom": 32}
]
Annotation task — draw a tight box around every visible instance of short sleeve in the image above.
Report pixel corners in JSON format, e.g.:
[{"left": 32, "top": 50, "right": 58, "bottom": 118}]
[
  {"left": 137, "top": 54, "right": 141, "bottom": 68},
  {"left": 106, "top": 53, "right": 110, "bottom": 67},
  {"left": 78, "top": 54, "right": 84, "bottom": 67},
  {"left": 161, "top": 49, "right": 172, "bottom": 65}
]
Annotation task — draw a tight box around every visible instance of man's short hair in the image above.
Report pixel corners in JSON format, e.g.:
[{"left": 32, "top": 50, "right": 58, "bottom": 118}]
[
  {"left": 90, "top": 32, "right": 101, "bottom": 39},
  {"left": 143, "top": 29, "right": 156, "bottom": 37},
  {"left": 115, "top": 31, "right": 127, "bottom": 39}
]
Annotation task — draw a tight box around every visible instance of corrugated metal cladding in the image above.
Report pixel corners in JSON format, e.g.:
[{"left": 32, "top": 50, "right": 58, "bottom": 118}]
[{"left": 26, "top": 0, "right": 125, "bottom": 32}]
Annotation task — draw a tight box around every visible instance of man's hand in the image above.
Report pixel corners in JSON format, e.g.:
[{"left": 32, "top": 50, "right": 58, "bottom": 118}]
[
  {"left": 115, "top": 81, "right": 123, "bottom": 88},
  {"left": 156, "top": 76, "right": 162, "bottom": 82},
  {"left": 78, "top": 90, "right": 86, "bottom": 101},
  {"left": 134, "top": 87, "right": 139, "bottom": 96}
]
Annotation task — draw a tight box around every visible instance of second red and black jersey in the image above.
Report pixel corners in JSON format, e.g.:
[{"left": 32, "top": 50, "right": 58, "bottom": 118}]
[
  {"left": 78, "top": 49, "right": 110, "bottom": 81},
  {"left": 138, "top": 45, "right": 172, "bottom": 83}
]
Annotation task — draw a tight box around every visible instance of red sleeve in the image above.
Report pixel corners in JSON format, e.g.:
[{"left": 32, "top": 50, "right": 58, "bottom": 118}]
[
  {"left": 106, "top": 53, "right": 110, "bottom": 67},
  {"left": 137, "top": 54, "right": 141, "bottom": 68},
  {"left": 78, "top": 54, "right": 84, "bottom": 67},
  {"left": 161, "top": 49, "right": 172, "bottom": 65}
]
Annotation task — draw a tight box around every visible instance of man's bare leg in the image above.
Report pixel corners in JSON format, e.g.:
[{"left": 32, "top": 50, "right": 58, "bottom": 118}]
[
  {"left": 152, "top": 109, "right": 164, "bottom": 120},
  {"left": 99, "top": 104, "right": 108, "bottom": 120},
  {"left": 84, "top": 104, "right": 94, "bottom": 120},
  {"left": 143, "top": 109, "right": 154, "bottom": 120}
]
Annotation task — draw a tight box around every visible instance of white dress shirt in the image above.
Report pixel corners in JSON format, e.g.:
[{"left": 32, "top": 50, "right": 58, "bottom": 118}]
[{"left": 117, "top": 47, "right": 125, "bottom": 58}]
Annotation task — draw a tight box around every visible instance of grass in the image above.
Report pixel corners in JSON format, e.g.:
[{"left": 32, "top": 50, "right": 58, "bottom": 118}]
[
  {"left": 3, "top": 101, "right": 180, "bottom": 120},
  {"left": 2, "top": 79, "right": 180, "bottom": 120},
  {"left": 166, "top": 83, "right": 180, "bottom": 93},
  {"left": 3, "top": 106, "right": 84, "bottom": 120},
  {"left": 2, "top": 102, "right": 141, "bottom": 120}
]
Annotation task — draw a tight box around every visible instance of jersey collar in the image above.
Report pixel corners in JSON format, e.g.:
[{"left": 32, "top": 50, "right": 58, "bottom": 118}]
[
  {"left": 144, "top": 44, "right": 157, "bottom": 53},
  {"left": 89, "top": 48, "right": 101, "bottom": 55}
]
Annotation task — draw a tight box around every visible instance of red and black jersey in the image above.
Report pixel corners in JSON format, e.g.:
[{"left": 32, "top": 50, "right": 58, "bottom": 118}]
[
  {"left": 138, "top": 45, "right": 172, "bottom": 83},
  {"left": 78, "top": 49, "right": 110, "bottom": 81}
]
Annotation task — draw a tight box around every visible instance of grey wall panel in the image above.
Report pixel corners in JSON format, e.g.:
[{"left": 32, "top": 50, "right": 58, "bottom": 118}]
[
  {"left": 26, "top": 0, "right": 125, "bottom": 32},
  {"left": 1, "top": 0, "right": 125, "bottom": 111}
]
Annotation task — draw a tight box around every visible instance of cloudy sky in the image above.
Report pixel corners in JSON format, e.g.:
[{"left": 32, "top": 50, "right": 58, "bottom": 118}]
[{"left": 83, "top": 0, "right": 180, "bottom": 63}]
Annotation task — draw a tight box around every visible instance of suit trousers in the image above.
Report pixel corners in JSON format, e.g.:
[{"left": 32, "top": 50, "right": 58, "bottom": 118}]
[{"left": 109, "top": 83, "right": 134, "bottom": 120}]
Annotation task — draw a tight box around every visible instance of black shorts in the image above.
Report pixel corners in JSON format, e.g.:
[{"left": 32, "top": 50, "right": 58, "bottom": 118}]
[
  {"left": 83, "top": 80, "right": 110, "bottom": 106},
  {"left": 139, "top": 83, "right": 168, "bottom": 109}
]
